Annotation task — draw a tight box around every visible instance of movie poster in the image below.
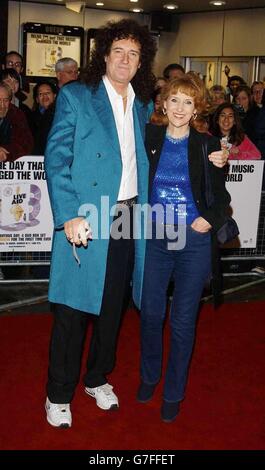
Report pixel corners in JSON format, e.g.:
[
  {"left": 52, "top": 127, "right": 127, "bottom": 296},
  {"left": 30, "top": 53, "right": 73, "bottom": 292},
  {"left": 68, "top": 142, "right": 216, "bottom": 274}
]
[
  {"left": 0, "top": 156, "right": 53, "bottom": 252},
  {"left": 25, "top": 32, "right": 81, "bottom": 77}
]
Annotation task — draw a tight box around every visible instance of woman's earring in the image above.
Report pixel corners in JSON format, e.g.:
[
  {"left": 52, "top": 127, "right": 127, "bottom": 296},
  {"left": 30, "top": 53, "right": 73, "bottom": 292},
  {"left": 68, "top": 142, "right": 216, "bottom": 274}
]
[
  {"left": 193, "top": 112, "right": 198, "bottom": 120},
  {"left": 162, "top": 108, "right": 167, "bottom": 115}
]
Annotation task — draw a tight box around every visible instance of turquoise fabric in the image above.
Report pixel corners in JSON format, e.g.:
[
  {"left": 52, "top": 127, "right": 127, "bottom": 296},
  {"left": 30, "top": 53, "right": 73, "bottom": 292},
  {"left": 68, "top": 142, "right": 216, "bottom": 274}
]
[{"left": 45, "top": 80, "right": 151, "bottom": 315}]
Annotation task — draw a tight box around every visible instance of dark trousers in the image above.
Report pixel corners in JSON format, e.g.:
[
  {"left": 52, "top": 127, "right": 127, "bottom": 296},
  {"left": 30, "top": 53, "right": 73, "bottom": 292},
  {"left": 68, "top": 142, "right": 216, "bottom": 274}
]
[
  {"left": 140, "top": 225, "right": 211, "bottom": 402},
  {"left": 47, "top": 210, "right": 134, "bottom": 403}
]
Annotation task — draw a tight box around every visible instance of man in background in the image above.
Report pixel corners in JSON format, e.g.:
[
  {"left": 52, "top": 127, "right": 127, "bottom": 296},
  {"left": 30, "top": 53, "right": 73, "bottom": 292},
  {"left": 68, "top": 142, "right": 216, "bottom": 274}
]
[
  {"left": 55, "top": 57, "right": 78, "bottom": 88},
  {"left": 163, "top": 63, "right": 185, "bottom": 81}
]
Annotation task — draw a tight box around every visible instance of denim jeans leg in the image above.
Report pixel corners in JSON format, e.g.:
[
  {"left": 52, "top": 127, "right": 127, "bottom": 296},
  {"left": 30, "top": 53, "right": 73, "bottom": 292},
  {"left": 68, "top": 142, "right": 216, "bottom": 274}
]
[
  {"left": 163, "top": 228, "right": 211, "bottom": 402},
  {"left": 140, "top": 236, "right": 174, "bottom": 385}
]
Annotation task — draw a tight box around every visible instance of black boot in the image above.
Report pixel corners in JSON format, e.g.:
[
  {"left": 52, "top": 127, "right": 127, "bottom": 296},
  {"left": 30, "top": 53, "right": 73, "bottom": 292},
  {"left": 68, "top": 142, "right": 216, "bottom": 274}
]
[
  {"left": 161, "top": 400, "right": 180, "bottom": 423},
  {"left": 137, "top": 382, "right": 156, "bottom": 403}
]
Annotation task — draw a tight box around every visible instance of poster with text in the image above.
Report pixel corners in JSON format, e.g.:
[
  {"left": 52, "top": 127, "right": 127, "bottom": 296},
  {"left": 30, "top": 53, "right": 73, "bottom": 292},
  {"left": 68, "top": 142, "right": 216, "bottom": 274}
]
[
  {"left": 26, "top": 32, "right": 81, "bottom": 77},
  {"left": 0, "top": 156, "right": 53, "bottom": 252},
  {"left": 225, "top": 160, "right": 264, "bottom": 248}
]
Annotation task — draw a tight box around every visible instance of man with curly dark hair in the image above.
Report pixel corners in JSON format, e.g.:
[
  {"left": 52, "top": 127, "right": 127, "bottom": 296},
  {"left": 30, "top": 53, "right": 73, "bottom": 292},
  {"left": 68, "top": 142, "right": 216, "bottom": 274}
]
[
  {"left": 82, "top": 19, "right": 156, "bottom": 103},
  {"left": 44, "top": 18, "right": 157, "bottom": 428}
]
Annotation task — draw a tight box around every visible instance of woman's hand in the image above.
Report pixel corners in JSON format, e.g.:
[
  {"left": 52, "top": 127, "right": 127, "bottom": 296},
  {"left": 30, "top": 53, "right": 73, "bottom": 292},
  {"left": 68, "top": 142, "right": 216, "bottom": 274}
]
[
  {"left": 191, "top": 217, "right": 212, "bottom": 233},
  {"left": 208, "top": 149, "right": 228, "bottom": 168}
]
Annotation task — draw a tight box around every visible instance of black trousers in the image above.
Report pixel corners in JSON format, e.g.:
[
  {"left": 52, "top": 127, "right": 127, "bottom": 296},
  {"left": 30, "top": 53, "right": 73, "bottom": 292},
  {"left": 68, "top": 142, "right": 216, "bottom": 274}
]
[{"left": 47, "top": 210, "right": 135, "bottom": 403}]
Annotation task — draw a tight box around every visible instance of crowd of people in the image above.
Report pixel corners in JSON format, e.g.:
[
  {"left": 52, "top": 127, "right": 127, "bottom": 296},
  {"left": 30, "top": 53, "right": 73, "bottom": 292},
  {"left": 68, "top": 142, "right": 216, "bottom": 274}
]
[
  {"left": 0, "top": 18, "right": 264, "bottom": 426},
  {"left": 150, "top": 64, "right": 264, "bottom": 163},
  {"left": 0, "top": 53, "right": 78, "bottom": 162},
  {"left": 1, "top": 48, "right": 264, "bottom": 164}
]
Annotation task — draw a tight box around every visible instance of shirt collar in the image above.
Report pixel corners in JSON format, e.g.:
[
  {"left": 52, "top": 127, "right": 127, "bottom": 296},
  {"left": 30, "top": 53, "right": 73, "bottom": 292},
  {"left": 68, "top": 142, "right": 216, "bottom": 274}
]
[{"left": 103, "top": 75, "right": 135, "bottom": 106}]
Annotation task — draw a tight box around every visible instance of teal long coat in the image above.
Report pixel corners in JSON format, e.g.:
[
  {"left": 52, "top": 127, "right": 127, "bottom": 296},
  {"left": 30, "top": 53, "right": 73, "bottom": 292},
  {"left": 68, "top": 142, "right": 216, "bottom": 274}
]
[{"left": 45, "top": 81, "right": 151, "bottom": 315}]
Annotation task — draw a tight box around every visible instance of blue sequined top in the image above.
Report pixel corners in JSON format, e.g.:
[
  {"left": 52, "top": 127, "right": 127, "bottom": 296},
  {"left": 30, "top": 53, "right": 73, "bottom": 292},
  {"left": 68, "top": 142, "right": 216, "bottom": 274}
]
[{"left": 150, "top": 133, "right": 199, "bottom": 225}]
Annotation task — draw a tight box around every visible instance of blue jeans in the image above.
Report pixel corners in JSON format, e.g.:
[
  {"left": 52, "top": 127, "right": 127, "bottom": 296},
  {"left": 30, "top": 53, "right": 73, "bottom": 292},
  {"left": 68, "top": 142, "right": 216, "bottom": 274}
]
[{"left": 140, "top": 225, "right": 211, "bottom": 402}]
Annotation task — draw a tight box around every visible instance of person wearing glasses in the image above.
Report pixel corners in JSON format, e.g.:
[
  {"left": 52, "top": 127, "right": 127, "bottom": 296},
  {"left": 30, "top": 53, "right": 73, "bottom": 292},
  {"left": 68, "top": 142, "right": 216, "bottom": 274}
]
[
  {"left": 3, "top": 51, "right": 30, "bottom": 96},
  {"left": 4, "top": 51, "right": 23, "bottom": 74}
]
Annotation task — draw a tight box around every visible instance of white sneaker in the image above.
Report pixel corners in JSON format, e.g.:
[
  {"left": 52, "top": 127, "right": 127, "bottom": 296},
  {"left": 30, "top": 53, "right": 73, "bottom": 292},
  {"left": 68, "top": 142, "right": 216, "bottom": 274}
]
[
  {"left": 45, "top": 397, "right": 72, "bottom": 428},
  {"left": 85, "top": 383, "right": 119, "bottom": 410},
  {"left": 251, "top": 266, "right": 265, "bottom": 275}
]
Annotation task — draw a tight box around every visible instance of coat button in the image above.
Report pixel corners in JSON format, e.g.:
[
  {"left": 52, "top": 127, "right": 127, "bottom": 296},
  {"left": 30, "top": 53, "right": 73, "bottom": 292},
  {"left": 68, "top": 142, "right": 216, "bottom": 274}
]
[
  {"left": 93, "top": 182, "right": 98, "bottom": 186},
  {"left": 96, "top": 153, "right": 101, "bottom": 158}
]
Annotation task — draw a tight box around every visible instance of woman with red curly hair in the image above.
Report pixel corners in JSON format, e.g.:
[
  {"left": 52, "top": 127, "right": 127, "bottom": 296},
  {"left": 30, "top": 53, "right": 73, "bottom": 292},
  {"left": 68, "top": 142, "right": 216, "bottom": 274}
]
[{"left": 137, "top": 74, "right": 231, "bottom": 422}]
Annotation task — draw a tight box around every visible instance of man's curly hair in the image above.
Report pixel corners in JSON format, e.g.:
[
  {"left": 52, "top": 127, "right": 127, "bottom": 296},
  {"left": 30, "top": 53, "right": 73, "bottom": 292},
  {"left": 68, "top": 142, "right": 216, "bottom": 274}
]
[{"left": 81, "top": 19, "right": 157, "bottom": 104}]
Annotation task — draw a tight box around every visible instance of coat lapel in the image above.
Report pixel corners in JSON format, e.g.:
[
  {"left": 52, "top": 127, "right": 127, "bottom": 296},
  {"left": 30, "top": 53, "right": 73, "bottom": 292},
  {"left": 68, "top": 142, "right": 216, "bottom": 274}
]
[
  {"left": 188, "top": 127, "right": 203, "bottom": 189},
  {"left": 133, "top": 98, "right": 149, "bottom": 141},
  {"left": 145, "top": 124, "right": 167, "bottom": 192},
  {"left": 91, "top": 80, "right": 120, "bottom": 155}
]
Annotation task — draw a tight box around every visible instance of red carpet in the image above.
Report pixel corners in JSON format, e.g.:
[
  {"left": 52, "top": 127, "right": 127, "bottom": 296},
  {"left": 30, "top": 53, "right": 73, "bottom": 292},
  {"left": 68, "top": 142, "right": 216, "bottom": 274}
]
[{"left": 0, "top": 301, "right": 264, "bottom": 450}]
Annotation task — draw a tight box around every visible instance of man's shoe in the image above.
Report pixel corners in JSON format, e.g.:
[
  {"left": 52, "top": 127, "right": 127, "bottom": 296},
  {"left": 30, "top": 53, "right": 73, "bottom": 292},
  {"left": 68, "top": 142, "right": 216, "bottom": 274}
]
[
  {"left": 137, "top": 382, "right": 156, "bottom": 403},
  {"left": 45, "top": 397, "right": 72, "bottom": 428},
  {"left": 85, "top": 383, "right": 119, "bottom": 410},
  {"left": 161, "top": 400, "right": 180, "bottom": 423},
  {"left": 251, "top": 266, "right": 265, "bottom": 275}
]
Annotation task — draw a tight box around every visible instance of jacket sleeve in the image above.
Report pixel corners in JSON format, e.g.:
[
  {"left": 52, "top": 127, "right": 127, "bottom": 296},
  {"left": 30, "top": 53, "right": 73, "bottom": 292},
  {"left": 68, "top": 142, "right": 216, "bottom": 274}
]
[
  {"left": 231, "top": 135, "right": 261, "bottom": 160},
  {"left": 44, "top": 87, "right": 80, "bottom": 229},
  {"left": 4, "top": 107, "right": 34, "bottom": 161},
  {"left": 200, "top": 135, "right": 231, "bottom": 231}
]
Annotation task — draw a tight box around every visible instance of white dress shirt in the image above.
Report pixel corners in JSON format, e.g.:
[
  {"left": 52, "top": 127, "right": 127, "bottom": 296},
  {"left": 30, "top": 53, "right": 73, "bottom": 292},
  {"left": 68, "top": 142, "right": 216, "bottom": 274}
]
[{"left": 103, "top": 75, "right": 138, "bottom": 201}]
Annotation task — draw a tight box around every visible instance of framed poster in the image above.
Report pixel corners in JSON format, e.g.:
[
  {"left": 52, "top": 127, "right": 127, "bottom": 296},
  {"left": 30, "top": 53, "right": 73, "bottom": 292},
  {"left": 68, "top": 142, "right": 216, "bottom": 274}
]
[
  {"left": 86, "top": 28, "right": 98, "bottom": 64},
  {"left": 205, "top": 61, "right": 215, "bottom": 88},
  {"left": 22, "top": 23, "right": 84, "bottom": 80}
]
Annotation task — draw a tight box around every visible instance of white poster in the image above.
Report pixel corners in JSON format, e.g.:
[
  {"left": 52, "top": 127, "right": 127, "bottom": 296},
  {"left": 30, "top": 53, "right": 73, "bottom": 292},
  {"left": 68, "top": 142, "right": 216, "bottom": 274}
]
[
  {"left": 0, "top": 156, "right": 53, "bottom": 252},
  {"left": 26, "top": 32, "right": 81, "bottom": 77},
  {"left": 225, "top": 160, "right": 264, "bottom": 248}
]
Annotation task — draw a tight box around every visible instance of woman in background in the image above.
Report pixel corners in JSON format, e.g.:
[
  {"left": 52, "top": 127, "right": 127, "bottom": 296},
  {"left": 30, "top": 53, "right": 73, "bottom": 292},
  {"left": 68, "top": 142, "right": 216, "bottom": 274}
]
[{"left": 211, "top": 103, "right": 261, "bottom": 160}]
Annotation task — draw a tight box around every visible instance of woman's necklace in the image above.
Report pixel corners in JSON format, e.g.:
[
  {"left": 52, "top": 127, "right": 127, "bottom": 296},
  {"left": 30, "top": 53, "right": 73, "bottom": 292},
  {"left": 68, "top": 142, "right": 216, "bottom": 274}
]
[{"left": 166, "top": 129, "right": 190, "bottom": 143}]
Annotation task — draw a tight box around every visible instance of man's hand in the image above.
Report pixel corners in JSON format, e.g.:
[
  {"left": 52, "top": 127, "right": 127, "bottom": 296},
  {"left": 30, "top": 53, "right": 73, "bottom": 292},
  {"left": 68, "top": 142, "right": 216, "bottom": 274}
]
[
  {"left": 64, "top": 217, "right": 92, "bottom": 247},
  {"left": 191, "top": 216, "right": 212, "bottom": 233},
  {"left": 0, "top": 147, "right": 9, "bottom": 162},
  {"left": 208, "top": 149, "right": 228, "bottom": 168}
]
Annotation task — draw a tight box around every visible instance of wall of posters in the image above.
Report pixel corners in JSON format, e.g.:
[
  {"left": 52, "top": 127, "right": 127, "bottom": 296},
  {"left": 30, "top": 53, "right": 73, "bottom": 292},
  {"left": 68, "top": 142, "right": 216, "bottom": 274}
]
[{"left": 0, "top": 156, "right": 53, "bottom": 252}]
